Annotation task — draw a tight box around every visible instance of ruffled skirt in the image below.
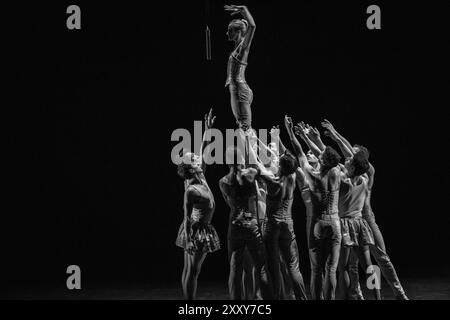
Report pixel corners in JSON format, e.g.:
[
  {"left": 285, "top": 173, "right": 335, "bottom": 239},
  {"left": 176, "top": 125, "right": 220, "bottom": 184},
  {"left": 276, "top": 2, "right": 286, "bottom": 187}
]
[
  {"left": 176, "top": 220, "right": 221, "bottom": 253},
  {"left": 340, "top": 216, "right": 375, "bottom": 247}
]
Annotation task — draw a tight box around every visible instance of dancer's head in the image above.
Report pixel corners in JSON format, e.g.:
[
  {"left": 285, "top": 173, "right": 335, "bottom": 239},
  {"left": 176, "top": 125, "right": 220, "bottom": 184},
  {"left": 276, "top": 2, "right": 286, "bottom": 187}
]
[
  {"left": 306, "top": 150, "right": 319, "bottom": 167},
  {"left": 345, "top": 150, "right": 370, "bottom": 178},
  {"left": 177, "top": 151, "right": 202, "bottom": 180},
  {"left": 227, "top": 19, "right": 248, "bottom": 41},
  {"left": 279, "top": 150, "right": 299, "bottom": 177},
  {"left": 352, "top": 144, "right": 370, "bottom": 159},
  {"left": 319, "top": 146, "right": 341, "bottom": 172}
]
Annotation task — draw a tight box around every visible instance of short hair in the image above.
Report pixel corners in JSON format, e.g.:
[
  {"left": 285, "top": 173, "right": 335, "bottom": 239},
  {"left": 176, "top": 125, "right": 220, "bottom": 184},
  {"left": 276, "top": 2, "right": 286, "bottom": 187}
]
[
  {"left": 279, "top": 150, "right": 299, "bottom": 175},
  {"left": 322, "top": 146, "right": 342, "bottom": 169},
  {"left": 351, "top": 151, "right": 370, "bottom": 176},
  {"left": 177, "top": 162, "right": 194, "bottom": 180},
  {"left": 228, "top": 19, "right": 248, "bottom": 36},
  {"left": 354, "top": 144, "right": 370, "bottom": 159}
]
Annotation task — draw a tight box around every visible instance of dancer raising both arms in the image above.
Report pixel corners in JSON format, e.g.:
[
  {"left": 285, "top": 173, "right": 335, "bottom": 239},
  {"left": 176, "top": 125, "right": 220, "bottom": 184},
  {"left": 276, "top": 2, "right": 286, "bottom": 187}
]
[
  {"left": 224, "top": 4, "right": 256, "bottom": 132},
  {"left": 285, "top": 116, "right": 343, "bottom": 300},
  {"left": 322, "top": 119, "right": 409, "bottom": 300},
  {"left": 220, "top": 146, "right": 274, "bottom": 300},
  {"left": 263, "top": 119, "right": 308, "bottom": 300},
  {"left": 175, "top": 110, "right": 221, "bottom": 300}
]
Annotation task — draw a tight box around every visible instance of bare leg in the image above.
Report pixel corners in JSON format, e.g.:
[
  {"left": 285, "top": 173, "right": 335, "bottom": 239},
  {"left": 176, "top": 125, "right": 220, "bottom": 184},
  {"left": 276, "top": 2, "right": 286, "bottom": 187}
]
[
  {"left": 337, "top": 246, "right": 351, "bottom": 300},
  {"left": 184, "top": 251, "right": 207, "bottom": 300},
  {"left": 356, "top": 246, "right": 382, "bottom": 300},
  {"left": 242, "top": 248, "right": 256, "bottom": 300},
  {"left": 182, "top": 251, "right": 189, "bottom": 297}
]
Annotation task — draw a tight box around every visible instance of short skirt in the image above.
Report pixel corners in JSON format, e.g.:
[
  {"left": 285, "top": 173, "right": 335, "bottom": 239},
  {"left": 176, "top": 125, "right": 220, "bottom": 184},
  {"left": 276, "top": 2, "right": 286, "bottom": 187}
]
[{"left": 176, "top": 220, "right": 221, "bottom": 253}]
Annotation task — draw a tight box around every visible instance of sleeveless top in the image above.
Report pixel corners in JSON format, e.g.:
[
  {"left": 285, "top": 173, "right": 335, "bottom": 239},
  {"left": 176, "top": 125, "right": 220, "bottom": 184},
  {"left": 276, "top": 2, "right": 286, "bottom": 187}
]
[
  {"left": 225, "top": 41, "right": 248, "bottom": 86},
  {"left": 188, "top": 184, "right": 215, "bottom": 224},
  {"left": 338, "top": 177, "right": 368, "bottom": 218}
]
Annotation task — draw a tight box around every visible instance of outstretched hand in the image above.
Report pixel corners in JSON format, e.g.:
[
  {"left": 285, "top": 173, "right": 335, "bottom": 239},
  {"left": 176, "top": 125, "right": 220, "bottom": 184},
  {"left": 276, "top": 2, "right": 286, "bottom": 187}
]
[
  {"left": 294, "top": 122, "right": 307, "bottom": 139},
  {"left": 270, "top": 125, "right": 280, "bottom": 138},
  {"left": 204, "top": 108, "right": 216, "bottom": 130},
  {"left": 321, "top": 119, "right": 339, "bottom": 140},
  {"left": 284, "top": 115, "right": 294, "bottom": 131},
  {"left": 321, "top": 119, "right": 336, "bottom": 133},
  {"left": 306, "top": 124, "right": 321, "bottom": 140}
]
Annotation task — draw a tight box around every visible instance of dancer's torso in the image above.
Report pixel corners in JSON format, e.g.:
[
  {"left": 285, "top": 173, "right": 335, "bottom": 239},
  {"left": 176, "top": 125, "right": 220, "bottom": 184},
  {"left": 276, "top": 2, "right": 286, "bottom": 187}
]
[
  {"left": 309, "top": 170, "right": 339, "bottom": 217},
  {"left": 266, "top": 176, "right": 295, "bottom": 221},
  {"left": 221, "top": 174, "right": 259, "bottom": 225},
  {"left": 187, "top": 183, "right": 215, "bottom": 224},
  {"left": 338, "top": 176, "right": 368, "bottom": 218},
  {"left": 225, "top": 41, "right": 248, "bottom": 86}
]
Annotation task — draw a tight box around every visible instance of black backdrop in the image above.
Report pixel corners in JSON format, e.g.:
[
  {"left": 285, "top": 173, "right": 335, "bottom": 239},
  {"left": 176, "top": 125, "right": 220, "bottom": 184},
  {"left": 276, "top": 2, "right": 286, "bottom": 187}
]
[{"left": 3, "top": 1, "right": 449, "bottom": 294}]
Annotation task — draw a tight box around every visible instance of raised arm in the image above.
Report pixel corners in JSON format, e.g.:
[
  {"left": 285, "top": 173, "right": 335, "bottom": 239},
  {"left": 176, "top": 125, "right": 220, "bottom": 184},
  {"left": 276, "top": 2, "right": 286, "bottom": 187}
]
[
  {"left": 200, "top": 109, "right": 216, "bottom": 174},
  {"left": 322, "top": 121, "right": 353, "bottom": 159},
  {"left": 284, "top": 116, "right": 308, "bottom": 167},
  {"left": 305, "top": 124, "right": 326, "bottom": 152},
  {"left": 295, "top": 122, "right": 322, "bottom": 159},
  {"left": 225, "top": 5, "right": 256, "bottom": 50},
  {"left": 322, "top": 119, "right": 354, "bottom": 155},
  {"left": 269, "top": 125, "right": 286, "bottom": 154}
]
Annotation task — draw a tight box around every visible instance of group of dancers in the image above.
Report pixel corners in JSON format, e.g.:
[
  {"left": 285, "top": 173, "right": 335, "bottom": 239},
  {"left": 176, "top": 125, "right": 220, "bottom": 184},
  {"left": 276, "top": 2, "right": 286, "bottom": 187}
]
[{"left": 174, "top": 5, "right": 408, "bottom": 300}]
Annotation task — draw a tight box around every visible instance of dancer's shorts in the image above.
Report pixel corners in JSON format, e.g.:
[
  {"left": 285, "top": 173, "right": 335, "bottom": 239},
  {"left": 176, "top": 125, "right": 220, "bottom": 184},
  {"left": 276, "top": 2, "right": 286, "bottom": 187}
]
[
  {"left": 340, "top": 216, "right": 375, "bottom": 247},
  {"left": 229, "top": 82, "right": 253, "bottom": 130},
  {"left": 176, "top": 221, "right": 221, "bottom": 253}
]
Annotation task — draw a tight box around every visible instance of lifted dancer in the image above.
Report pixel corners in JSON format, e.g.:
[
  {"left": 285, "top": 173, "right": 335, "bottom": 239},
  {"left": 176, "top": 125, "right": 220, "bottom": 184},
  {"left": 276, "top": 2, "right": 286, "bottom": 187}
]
[{"left": 225, "top": 4, "right": 256, "bottom": 131}]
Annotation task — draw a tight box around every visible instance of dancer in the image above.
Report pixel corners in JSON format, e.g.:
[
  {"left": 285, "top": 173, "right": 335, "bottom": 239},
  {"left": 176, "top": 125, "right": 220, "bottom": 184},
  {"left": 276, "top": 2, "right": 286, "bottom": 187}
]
[
  {"left": 332, "top": 143, "right": 381, "bottom": 300},
  {"left": 224, "top": 4, "right": 256, "bottom": 131},
  {"left": 220, "top": 146, "right": 274, "bottom": 300},
  {"left": 286, "top": 117, "right": 342, "bottom": 300},
  {"left": 294, "top": 145, "right": 324, "bottom": 300},
  {"left": 175, "top": 110, "right": 220, "bottom": 300},
  {"left": 322, "top": 119, "right": 408, "bottom": 300},
  {"left": 263, "top": 120, "right": 307, "bottom": 300}
]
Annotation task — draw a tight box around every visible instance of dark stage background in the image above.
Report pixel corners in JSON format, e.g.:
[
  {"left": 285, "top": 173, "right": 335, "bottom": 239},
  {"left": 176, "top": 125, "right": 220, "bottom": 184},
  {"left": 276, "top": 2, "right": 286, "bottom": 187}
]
[{"left": 3, "top": 1, "right": 449, "bottom": 296}]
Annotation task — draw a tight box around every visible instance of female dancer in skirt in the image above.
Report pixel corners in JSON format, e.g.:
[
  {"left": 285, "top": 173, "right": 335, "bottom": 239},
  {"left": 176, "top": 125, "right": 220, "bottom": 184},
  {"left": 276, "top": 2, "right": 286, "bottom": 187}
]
[{"left": 175, "top": 110, "right": 221, "bottom": 300}]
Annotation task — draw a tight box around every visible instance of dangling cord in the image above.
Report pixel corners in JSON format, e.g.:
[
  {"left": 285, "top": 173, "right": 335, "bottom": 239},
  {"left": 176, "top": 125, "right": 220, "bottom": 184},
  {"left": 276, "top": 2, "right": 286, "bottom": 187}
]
[{"left": 204, "top": 0, "right": 212, "bottom": 61}]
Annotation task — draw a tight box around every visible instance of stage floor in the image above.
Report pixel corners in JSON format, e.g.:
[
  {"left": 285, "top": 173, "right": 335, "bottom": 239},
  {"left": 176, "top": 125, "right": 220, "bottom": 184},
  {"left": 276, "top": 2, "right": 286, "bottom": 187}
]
[{"left": 4, "top": 277, "right": 450, "bottom": 300}]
